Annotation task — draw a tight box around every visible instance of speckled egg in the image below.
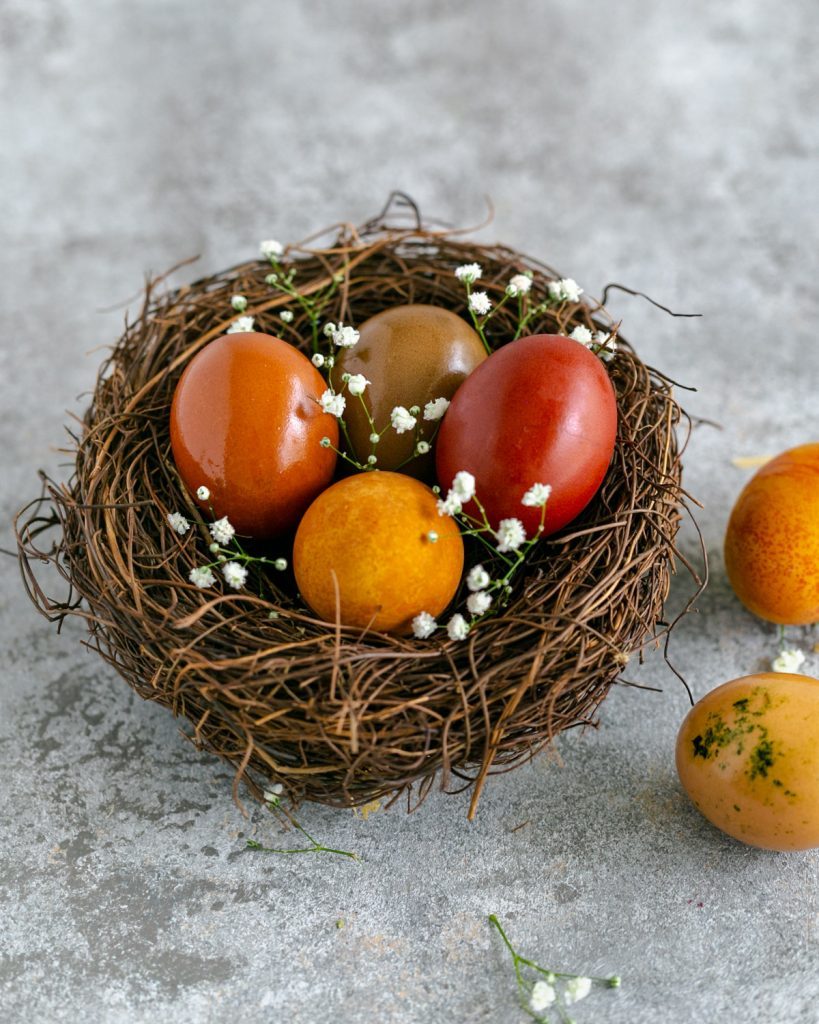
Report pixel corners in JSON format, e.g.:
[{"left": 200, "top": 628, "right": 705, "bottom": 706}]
[{"left": 676, "top": 673, "right": 819, "bottom": 851}]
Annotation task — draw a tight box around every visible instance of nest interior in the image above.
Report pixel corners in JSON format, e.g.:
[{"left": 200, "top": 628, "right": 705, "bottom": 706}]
[{"left": 16, "top": 199, "right": 702, "bottom": 817}]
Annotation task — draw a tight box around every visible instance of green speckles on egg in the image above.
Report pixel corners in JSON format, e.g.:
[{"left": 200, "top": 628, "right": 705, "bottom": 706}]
[{"left": 748, "top": 738, "right": 776, "bottom": 780}]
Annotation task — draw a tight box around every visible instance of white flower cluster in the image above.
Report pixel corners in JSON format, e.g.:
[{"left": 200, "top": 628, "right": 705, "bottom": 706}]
[
  {"left": 506, "top": 273, "right": 533, "bottom": 297},
  {"left": 390, "top": 406, "right": 417, "bottom": 434},
  {"left": 530, "top": 980, "right": 555, "bottom": 1012},
  {"left": 347, "top": 373, "right": 370, "bottom": 397},
  {"left": 423, "top": 397, "right": 449, "bottom": 421},
  {"left": 521, "top": 482, "right": 552, "bottom": 507},
  {"left": 319, "top": 389, "right": 346, "bottom": 418},
  {"left": 260, "top": 239, "right": 284, "bottom": 260},
  {"left": 209, "top": 516, "right": 236, "bottom": 546},
  {"left": 569, "top": 325, "right": 618, "bottom": 362},
  {"left": 436, "top": 470, "right": 476, "bottom": 517},
  {"left": 455, "top": 262, "right": 482, "bottom": 283},
  {"left": 227, "top": 316, "right": 255, "bottom": 334},
  {"left": 468, "top": 291, "right": 492, "bottom": 316},
  {"left": 166, "top": 512, "right": 190, "bottom": 535},
  {"left": 323, "top": 321, "right": 360, "bottom": 349},
  {"left": 416, "top": 479, "right": 553, "bottom": 642},
  {"left": 772, "top": 647, "right": 805, "bottom": 673},
  {"left": 548, "top": 277, "right": 583, "bottom": 303}
]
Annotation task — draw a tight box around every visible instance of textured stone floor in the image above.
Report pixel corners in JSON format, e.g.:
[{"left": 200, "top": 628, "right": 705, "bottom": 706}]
[{"left": 2, "top": 1, "right": 819, "bottom": 1021}]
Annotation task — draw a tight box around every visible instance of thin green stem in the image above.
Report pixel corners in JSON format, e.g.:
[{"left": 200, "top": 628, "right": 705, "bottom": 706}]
[{"left": 246, "top": 838, "right": 359, "bottom": 860}]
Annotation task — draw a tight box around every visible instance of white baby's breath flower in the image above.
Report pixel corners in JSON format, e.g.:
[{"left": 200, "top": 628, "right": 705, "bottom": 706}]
[
  {"left": 451, "top": 471, "right": 476, "bottom": 503},
  {"left": 188, "top": 566, "right": 216, "bottom": 589},
  {"left": 423, "top": 396, "right": 450, "bottom": 421},
  {"left": 391, "top": 406, "right": 417, "bottom": 434},
  {"left": 329, "top": 322, "right": 360, "bottom": 348},
  {"left": 521, "top": 482, "right": 552, "bottom": 508},
  {"left": 280, "top": 310, "right": 294, "bottom": 323},
  {"left": 227, "top": 316, "right": 255, "bottom": 334},
  {"left": 320, "top": 389, "right": 346, "bottom": 418},
  {"left": 437, "top": 492, "right": 462, "bottom": 517},
  {"left": 508, "top": 273, "right": 533, "bottom": 297},
  {"left": 495, "top": 517, "right": 527, "bottom": 553},
  {"left": 548, "top": 277, "right": 583, "bottom": 303},
  {"left": 455, "top": 262, "right": 482, "bottom": 283},
  {"left": 222, "top": 560, "right": 248, "bottom": 590},
  {"left": 564, "top": 977, "right": 592, "bottom": 1005},
  {"left": 466, "top": 590, "right": 493, "bottom": 616},
  {"left": 569, "top": 324, "right": 593, "bottom": 345},
  {"left": 274, "top": 557, "right": 288, "bottom": 571},
  {"left": 196, "top": 485, "right": 210, "bottom": 501},
  {"left": 263, "top": 783, "right": 284, "bottom": 804},
  {"left": 312, "top": 353, "right": 325, "bottom": 368},
  {"left": 260, "top": 239, "right": 284, "bottom": 260},
  {"left": 447, "top": 613, "right": 470, "bottom": 642},
  {"left": 530, "top": 980, "right": 556, "bottom": 1012},
  {"left": 347, "top": 374, "right": 370, "bottom": 397},
  {"left": 231, "top": 294, "right": 248, "bottom": 312},
  {"left": 415, "top": 440, "right": 430, "bottom": 455},
  {"left": 166, "top": 512, "right": 190, "bottom": 535},
  {"left": 412, "top": 611, "right": 437, "bottom": 639},
  {"left": 468, "top": 290, "right": 492, "bottom": 316},
  {"left": 466, "top": 564, "right": 491, "bottom": 591},
  {"left": 209, "top": 516, "right": 236, "bottom": 546},
  {"left": 596, "top": 330, "right": 617, "bottom": 361},
  {"left": 772, "top": 648, "right": 806, "bottom": 673}
]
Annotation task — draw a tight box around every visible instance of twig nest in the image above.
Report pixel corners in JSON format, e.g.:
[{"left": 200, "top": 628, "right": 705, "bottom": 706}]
[{"left": 16, "top": 199, "right": 701, "bottom": 816}]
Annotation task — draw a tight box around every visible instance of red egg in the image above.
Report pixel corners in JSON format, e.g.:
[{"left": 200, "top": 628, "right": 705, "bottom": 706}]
[
  {"left": 170, "top": 332, "right": 338, "bottom": 538},
  {"left": 435, "top": 334, "right": 618, "bottom": 536}
]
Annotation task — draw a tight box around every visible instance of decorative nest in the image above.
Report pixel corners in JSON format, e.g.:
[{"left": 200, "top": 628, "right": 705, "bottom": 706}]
[{"left": 16, "top": 195, "right": 703, "bottom": 817}]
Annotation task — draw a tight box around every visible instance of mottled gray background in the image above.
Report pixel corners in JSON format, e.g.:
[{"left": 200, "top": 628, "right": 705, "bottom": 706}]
[{"left": 2, "top": 1, "right": 819, "bottom": 1022}]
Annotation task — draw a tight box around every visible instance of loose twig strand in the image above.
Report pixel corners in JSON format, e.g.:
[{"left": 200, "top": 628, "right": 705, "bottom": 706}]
[{"left": 15, "top": 204, "right": 704, "bottom": 816}]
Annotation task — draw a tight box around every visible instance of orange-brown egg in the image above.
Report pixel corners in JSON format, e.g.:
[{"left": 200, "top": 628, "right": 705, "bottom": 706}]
[
  {"left": 724, "top": 443, "right": 819, "bottom": 624},
  {"left": 331, "top": 304, "right": 486, "bottom": 476},
  {"left": 170, "top": 332, "right": 337, "bottom": 538},
  {"left": 676, "top": 673, "right": 819, "bottom": 851}
]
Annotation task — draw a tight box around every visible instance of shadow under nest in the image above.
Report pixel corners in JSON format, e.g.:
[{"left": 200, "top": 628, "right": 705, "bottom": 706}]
[{"left": 16, "top": 206, "right": 704, "bottom": 818}]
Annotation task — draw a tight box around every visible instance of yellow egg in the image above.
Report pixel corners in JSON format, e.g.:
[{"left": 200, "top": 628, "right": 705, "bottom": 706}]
[{"left": 676, "top": 673, "right": 819, "bottom": 851}]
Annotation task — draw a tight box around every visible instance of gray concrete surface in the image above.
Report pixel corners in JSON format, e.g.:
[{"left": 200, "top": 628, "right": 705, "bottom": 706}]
[{"left": 2, "top": 1, "right": 819, "bottom": 1021}]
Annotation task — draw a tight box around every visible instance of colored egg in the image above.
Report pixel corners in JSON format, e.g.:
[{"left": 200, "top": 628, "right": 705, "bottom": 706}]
[
  {"left": 170, "top": 332, "right": 338, "bottom": 538},
  {"left": 435, "top": 334, "right": 618, "bottom": 536},
  {"left": 293, "top": 471, "right": 464, "bottom": 634},
  {"left": 331, "top": 304, "right": 486, "bottom": 476},
  {"left": 676, "top": 673, "right": 819, "bottom": 851},
  {"left": 724, "top": 443, "right": 819, "bottom": 625}
]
